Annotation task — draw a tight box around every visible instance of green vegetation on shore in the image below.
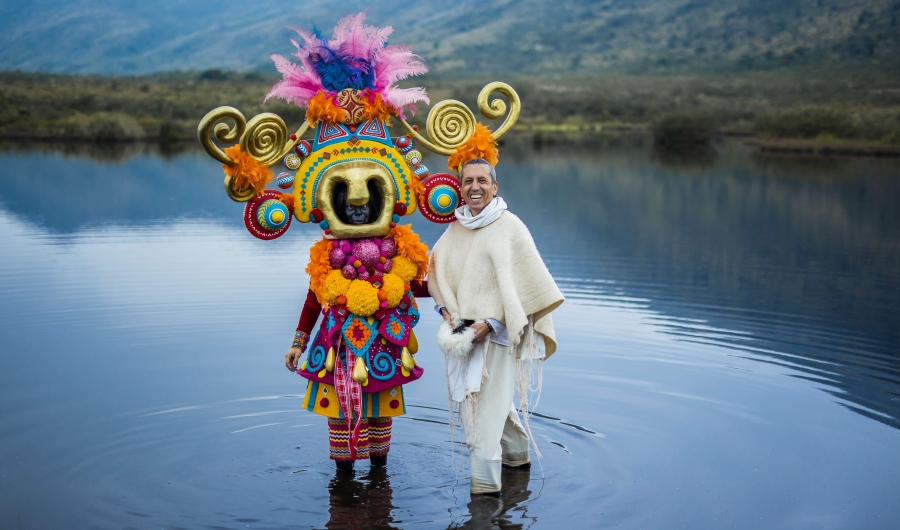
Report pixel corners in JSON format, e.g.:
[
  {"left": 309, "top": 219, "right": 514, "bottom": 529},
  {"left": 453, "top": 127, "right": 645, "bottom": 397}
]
[{"left": 1, "top": 69, "right": 899, "bottom": 152}]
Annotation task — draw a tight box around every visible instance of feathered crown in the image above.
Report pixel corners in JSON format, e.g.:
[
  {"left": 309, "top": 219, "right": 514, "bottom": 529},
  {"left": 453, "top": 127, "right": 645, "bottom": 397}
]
[
  {"left": 265, "top": 11, "right": 429, "bottom": 122},
  {"left": 197, "top": 12, "right": 521, "bottom": 239}
]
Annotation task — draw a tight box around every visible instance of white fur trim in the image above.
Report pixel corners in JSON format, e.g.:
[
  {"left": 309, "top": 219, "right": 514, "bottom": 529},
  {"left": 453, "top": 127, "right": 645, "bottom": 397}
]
[{"left": 436, "top": 321, "right": 476, "bottom": 358}]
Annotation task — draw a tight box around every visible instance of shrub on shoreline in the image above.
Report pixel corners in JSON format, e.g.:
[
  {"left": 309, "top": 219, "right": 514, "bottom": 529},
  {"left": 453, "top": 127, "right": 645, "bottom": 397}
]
[
  {"left": 60, "top": 112, "right": 145, "bottom": 142},
  {"left": 754, "top": 107, "right": 860, "bottom": 139},
  {"left": 652, "top": 112, "right": 715, "bottom": 148}
]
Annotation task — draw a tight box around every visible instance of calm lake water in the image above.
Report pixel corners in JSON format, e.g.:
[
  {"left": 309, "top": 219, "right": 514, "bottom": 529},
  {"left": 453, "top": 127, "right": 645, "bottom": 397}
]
[{"left": 1, "top": 136, "right": 898, "bottom": 529}]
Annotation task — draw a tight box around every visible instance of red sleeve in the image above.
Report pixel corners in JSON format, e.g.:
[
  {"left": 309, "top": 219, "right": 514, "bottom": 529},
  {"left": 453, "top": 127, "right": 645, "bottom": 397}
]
[
  {"left": 296, "top": 289, "right": 322, "bottom": 333},
  {"left": 411, "top": 279, "right": 430, "bottom": 299}
]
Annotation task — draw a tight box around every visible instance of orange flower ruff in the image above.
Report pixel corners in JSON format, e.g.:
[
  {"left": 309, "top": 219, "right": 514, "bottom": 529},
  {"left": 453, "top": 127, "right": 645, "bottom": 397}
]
[
  {"left": 306, "top": 92, "right": 347, "bottom": 124},
  {"left": 361, "top": 91, "right": 395, "bottom": 124},
  {"left": 306, "top": 238, "right": 334, "bottom": 305},
  {"left": 447, "top": 123, "right": 499, "bottom": 173},
  {"left": 223, "top": 145, "right": 273, "bottom": 196},
  {"left": 389, "top": 224, "right": 429, "bottom": 280}
]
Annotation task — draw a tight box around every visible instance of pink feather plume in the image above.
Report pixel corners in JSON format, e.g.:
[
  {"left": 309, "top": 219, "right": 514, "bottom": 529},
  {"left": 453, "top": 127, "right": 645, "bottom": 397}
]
[
  {"left": 267, "top": 12, "right": 429, "bottom": 114},
  {"left": 264, "top": 54, "right": 324, "bottom": 107},
  {"left": 330, "top": 11, "right": 394, "bottom": 62},
  {"left": 373, "top": 45, "right": 428, "bottom": 91}
]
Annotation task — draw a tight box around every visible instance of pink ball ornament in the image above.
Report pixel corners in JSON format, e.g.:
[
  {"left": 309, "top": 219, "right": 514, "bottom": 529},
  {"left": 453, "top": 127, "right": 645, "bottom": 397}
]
[
  {"left": 341, "top": 242, "right": 352, "bottom": 254},
  {"left": 332, "top": 240, "right": 340, "bottom": 248},
  {"left": 342, "top": 264, "right": 357, "bottom": 279},
  {"left": 383, "top": 259, "right": 393, "bottom": 273},
  {"left": 375, "top": 263, "right": 384, "bottom": 271},
  {"left": 352, "top": 239, "right": 381, "bottom": 268},
  {"left": 380, "top": 238, "right": 396, "bottom": 258},
  {"left": 358, "top": 270, "right": 370, "bottom": 281},
  {"left": 329, "top": 248, "right": 347, "bottom": 269}
]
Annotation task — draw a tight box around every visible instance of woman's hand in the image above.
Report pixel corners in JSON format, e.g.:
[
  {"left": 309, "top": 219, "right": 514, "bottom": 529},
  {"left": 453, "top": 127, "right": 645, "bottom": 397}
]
[
  {"left": 285, "top": 348, "right": 303, "bottom": 372},
  {"left": 440, "top": 307, "right": 453, "bottom": 326}
]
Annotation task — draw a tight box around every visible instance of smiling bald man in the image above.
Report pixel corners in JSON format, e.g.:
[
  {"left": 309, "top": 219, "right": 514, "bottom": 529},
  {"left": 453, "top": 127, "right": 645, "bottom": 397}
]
[{"left": 427, "top": 158, "right": 564, "bottom": 495}]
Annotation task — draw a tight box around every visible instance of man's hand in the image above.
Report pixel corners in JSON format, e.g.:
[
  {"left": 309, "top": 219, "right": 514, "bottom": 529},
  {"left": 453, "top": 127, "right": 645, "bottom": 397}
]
[
  {"left": 471, "top": 322, "right": 491, "bottom": 343},
  {"left": 440, "top": 307, "right": 453, "bottom": 326},
  {"left": 285, "top": 348, "right": 303, "bottom": 372}
]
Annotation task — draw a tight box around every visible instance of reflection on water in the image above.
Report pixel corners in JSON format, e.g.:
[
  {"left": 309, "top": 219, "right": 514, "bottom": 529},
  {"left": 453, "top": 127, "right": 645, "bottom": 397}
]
[
  {"left": 327, "top": 469, "right": 396, "bottom": 529},
  {"left": 1, "top": 137, "right": 899, "bottom": 528}
]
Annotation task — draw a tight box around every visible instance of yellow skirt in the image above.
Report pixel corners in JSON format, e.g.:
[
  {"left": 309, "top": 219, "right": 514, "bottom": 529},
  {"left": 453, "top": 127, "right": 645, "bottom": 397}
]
[{"left": 302, "top": 380, "right": 407, "bottom": 419}]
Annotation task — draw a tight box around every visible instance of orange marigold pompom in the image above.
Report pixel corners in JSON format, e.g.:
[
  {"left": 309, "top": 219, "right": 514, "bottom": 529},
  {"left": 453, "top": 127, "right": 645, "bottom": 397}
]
[
  {"left": 223, "top": 145, "right": 273, "bottom": 196},
  {"left": 306, "top": 92, "right": 347, "bottom": 124},
  {"left": 390, "top": 224, "right": 429, "bottom": 279},
  {"left": 346, "top": 279, "right": 380, "bottom": 317},
  {"left": 306, "top": 238, "right": 334, "bottom": 305},
  {"left": 447, "top": 123, "right": 499, "bottom": 173},
  {"left": 321, "top": 270, "right": 352, "bottom": 306},
  {"left": 391, "top": 256, "right": 418, "bottom": 283},
  {"left": 381, "top": 273, "right": 406, "bottom": 308}
]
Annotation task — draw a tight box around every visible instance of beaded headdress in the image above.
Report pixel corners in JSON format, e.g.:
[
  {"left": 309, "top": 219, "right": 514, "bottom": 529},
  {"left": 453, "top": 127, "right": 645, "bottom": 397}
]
[{"left": 198, "top": 12, "right": 520, "bottom": 239}]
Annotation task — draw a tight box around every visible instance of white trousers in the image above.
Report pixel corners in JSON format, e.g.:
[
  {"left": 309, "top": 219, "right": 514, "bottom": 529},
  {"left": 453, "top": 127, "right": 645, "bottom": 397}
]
[{"left": 457, "top": 341, "right": 530, "bottom": 494}]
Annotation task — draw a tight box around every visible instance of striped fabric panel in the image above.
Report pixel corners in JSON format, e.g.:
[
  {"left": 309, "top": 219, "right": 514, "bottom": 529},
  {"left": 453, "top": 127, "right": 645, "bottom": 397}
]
[
  {"left": 327, "top": 417, "right": 393, "bottom": 460},
  {"left": 367, "top": 417, "right": 392, "bottom": 457}
]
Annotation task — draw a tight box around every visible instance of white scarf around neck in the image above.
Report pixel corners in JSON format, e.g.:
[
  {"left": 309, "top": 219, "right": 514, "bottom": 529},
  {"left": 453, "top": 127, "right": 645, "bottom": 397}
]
[{"left": 455, "top": 196, "right": 507, "bottom": 230}]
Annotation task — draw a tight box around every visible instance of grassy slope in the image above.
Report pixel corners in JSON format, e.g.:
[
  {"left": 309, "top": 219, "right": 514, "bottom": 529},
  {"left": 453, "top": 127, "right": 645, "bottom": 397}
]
[{"left": 1, "top": 69, "right": 898, "bottom": 148}]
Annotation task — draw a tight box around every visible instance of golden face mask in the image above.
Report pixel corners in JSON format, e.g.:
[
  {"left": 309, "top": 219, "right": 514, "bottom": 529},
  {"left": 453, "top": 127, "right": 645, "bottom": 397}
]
[{"left": 315, "top": 160, "right": 396, "bottom": 239}]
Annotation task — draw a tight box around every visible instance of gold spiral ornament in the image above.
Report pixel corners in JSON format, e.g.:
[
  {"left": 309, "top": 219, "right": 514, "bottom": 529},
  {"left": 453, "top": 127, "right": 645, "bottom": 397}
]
[
  {"left": 397, "top": 81, "right": 521, "bottom": 155},
  {"left": 477, "top": 82, "right": 521, "bottom": 140},
  {"left": 426, "top": 100, "right": 476, "bottom": 152},
  {"left": 240, "top": 113, "right": 288, "bottom": 167},
  {"left": 197, "top": 106, "right": 246, "bottom": 165}
]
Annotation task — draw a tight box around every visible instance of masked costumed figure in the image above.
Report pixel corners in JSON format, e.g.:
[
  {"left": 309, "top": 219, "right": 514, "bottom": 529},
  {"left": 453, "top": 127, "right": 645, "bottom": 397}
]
[{"left": 197, "top": 11, "right": 522, "bottom": 472}]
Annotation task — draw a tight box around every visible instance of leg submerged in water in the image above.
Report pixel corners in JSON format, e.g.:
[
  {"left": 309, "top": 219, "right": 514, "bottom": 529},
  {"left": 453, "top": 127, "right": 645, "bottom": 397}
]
[
  {"left": 329, "top": 417, "right": 370, "bottom": 470},
  {"left": 368, "top": 417, "right": 392, "bottom": 467},
  {"left": 458, "top": 343, "right": 523, "bottom": 494}
]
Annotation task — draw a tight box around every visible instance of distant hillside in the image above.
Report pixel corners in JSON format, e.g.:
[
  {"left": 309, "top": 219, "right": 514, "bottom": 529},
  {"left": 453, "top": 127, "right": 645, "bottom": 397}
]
[{"left": 0, "top": 0, "right": 897, "bottom": 76}]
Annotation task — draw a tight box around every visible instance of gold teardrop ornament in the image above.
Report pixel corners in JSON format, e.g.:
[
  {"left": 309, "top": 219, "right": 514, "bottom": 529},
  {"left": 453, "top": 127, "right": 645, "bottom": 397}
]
[
  {"left": 401, "top": 347, "right": 416, "bottom": 372},
  {"left": 407, "top": 330, "right": 418, "bottom": 354},
  {"left": 325, "top": 347, "right": 335, "bottom": 372},
  {"left": 352, "top": 358, "right": 369, "bottom": 384}
]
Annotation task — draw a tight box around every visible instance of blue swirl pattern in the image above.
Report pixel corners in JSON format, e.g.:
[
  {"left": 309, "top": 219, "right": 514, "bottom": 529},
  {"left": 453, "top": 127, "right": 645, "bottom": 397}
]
[
  {"left": 306, "top": 345, "right": 327, "bottom": 372},
  {"left": 366, "top": 351, "right": 397, "bottom": 381}
]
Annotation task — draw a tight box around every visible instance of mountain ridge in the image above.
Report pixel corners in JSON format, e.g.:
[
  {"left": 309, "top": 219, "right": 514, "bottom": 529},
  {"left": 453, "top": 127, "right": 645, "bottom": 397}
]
[{"left": 0, "top": 0, "right": 897, "bottom": 76}]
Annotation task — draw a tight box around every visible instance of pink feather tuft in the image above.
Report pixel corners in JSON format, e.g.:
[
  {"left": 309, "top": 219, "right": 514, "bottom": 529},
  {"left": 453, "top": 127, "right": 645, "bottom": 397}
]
[
  {"left": 264, "top": 54, "right": 325, "bottom": 107},
  {"left": 331, "top": 11, "right": 394, "bottom": 62},
  {"left": 373, "top": 45, "right": 428, "bottom": 91},
  {"left": 383, "top": 86, "right": 430, "bottom": 111}
]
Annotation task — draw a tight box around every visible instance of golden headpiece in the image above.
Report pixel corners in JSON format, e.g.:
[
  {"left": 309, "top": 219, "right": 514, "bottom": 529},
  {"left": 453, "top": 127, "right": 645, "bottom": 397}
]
[{"left": 197, "top": 12, "right": 520, "bottom": 239}]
